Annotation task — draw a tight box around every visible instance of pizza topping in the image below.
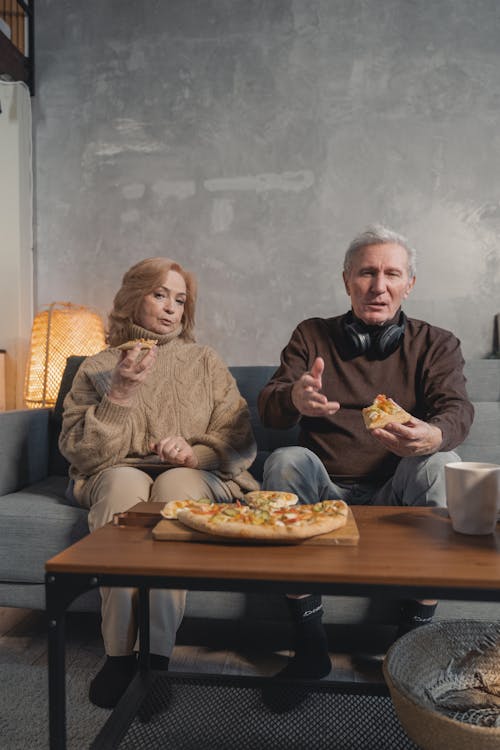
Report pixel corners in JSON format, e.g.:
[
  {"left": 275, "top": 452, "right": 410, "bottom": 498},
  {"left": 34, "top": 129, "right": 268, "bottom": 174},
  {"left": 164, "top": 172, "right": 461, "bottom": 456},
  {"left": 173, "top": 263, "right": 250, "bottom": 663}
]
[{"left": 243, "top": 490, "right": 299, "bottom": 510}]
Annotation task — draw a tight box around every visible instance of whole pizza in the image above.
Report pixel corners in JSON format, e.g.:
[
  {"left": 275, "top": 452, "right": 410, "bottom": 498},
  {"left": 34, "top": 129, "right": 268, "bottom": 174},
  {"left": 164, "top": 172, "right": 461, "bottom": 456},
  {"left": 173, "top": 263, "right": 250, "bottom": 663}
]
[{"left": 175, "top": 499, "right": 349, "bottom": 542}]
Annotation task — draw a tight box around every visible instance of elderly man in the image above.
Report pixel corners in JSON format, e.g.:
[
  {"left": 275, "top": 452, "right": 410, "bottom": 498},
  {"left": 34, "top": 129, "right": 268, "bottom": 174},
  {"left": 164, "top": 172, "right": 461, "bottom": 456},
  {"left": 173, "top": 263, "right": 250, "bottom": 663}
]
[{"left": 258, "top": 225, "right": 474, "bottom": 681}]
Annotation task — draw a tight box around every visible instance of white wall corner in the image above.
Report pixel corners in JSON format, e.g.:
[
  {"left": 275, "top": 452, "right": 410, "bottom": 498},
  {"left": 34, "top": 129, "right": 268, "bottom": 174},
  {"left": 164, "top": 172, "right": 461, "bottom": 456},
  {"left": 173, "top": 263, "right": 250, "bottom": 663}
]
[{"left": 0, "top": 81, "right": 34, "bottom": 409}]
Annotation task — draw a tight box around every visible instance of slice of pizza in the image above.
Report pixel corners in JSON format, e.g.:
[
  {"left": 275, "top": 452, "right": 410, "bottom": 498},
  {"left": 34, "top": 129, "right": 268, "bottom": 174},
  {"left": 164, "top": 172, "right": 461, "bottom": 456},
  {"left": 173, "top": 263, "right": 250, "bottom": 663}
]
[
  {"left": 243, "top": 490, "right": 299, "bottom": 510},
  {"left": 161, "top": 498, "right": 215, "bottom": 519},
  {"left": 116, "top": 338, "right": 158, "bottom": 351},
  {"left": 362, "top": 394, "right": 412, "bottom": 431}
]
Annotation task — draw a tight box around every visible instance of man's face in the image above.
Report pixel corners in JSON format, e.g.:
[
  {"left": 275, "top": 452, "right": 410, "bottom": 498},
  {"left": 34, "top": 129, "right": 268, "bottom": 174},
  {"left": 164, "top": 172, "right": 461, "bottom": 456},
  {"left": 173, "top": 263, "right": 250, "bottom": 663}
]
[{"left": 343, "top": 242, "right": 415, "bottom": 325}]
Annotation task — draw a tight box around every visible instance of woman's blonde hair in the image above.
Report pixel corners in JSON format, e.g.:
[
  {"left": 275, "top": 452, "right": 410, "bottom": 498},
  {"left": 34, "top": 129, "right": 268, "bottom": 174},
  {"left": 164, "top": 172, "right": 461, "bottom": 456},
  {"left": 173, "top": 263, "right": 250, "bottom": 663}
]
[{"left": 107, "top": 257, "right": 197, "bottom": 346}]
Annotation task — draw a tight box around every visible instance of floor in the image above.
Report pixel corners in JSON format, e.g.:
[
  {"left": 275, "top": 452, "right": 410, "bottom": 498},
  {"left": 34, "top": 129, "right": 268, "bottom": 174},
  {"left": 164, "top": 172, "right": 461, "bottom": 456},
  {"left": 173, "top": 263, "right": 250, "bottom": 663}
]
[
  {"left": 0, "top": 606, "right": 387, "bottom": 749},
  {"left": 0, "top": 605, "right": 387, "bottom": 680}
]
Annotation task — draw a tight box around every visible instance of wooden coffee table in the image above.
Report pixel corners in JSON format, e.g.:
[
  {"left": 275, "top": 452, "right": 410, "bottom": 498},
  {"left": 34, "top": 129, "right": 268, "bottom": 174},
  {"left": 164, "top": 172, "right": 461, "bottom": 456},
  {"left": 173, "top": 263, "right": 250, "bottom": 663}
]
[{"left": 45, "top": 504, "right": 500, "bottom": 749}]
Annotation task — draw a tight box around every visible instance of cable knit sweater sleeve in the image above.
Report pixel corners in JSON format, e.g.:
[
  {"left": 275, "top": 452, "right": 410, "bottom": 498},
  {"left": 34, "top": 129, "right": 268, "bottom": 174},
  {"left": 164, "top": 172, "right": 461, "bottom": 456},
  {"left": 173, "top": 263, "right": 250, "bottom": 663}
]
[
  {"left": 188, "top": 348, "right": 257, "bottom": 481},
  {"left": 58, "top": 351, "right": 136, "bottom": 479}
]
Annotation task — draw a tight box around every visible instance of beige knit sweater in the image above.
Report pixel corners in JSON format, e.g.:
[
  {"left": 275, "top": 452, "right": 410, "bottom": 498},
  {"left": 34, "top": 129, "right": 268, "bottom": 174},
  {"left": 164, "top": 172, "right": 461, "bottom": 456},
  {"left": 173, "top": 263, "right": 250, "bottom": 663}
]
[{"left": 59, "top": 323, "right": 259, "bottom": 502}]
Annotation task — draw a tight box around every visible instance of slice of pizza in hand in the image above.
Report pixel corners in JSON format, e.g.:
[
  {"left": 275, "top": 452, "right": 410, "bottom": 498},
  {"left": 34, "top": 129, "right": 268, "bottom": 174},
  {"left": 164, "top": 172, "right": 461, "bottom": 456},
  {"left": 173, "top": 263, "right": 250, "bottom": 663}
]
[
  {"left": 243, "top": 490, "right": 299, "bottom": 510},
  {"left": 161, "top": 498, "right": 215, "bottom": 519},
  {"left": 116, "top": 338, "right": 158, "bottom": 351},
  {"left": 362, "top": 394, "right": 412, "bottom": 431}
]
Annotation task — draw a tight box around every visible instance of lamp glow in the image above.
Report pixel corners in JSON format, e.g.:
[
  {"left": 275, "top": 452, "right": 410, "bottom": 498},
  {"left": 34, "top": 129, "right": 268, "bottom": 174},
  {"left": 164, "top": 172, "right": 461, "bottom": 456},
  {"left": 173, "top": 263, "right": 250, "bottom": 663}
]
[{"left": 24, "top": 302, "right": 106, "bottom": 408}]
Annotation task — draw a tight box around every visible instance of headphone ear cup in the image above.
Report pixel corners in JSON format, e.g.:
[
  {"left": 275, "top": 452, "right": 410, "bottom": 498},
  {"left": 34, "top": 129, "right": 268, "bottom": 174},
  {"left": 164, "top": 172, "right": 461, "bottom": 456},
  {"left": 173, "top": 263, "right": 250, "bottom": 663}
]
[
  {"left": 376, "top": 325, "right": 403, "bottom": 356},
  {"left": 343, "top": 321, "right": 371, "bottom": 355}
]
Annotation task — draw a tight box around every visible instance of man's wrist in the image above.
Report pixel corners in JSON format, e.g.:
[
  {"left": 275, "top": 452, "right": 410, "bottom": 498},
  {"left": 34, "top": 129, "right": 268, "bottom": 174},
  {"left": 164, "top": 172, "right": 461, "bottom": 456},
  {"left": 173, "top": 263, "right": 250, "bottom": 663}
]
[{"left": 290, "top": 382, "right": 301, "bottom": 413}]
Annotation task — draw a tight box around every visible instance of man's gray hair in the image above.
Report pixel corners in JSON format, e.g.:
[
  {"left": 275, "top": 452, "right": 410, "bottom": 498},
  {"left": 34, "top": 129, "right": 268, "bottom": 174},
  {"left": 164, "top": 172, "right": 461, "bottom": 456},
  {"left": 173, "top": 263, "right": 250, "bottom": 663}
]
[{"left": 343, "top": 224, "right": 417, "bottom": 277}]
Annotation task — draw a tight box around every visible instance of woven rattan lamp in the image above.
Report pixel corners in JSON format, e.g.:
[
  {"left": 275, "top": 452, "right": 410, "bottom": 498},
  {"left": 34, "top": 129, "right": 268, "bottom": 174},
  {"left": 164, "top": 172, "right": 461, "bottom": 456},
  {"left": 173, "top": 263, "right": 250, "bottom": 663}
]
[{"left": 24, "top": 302, "right": 106, "bottom": 408}]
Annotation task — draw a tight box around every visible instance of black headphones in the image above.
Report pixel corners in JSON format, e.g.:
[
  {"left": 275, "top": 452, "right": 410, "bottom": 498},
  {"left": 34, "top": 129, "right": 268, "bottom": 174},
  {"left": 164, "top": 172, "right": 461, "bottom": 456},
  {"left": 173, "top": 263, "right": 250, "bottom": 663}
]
[{"left": 342, "top": 310, "right": 407, "bottom": 357}]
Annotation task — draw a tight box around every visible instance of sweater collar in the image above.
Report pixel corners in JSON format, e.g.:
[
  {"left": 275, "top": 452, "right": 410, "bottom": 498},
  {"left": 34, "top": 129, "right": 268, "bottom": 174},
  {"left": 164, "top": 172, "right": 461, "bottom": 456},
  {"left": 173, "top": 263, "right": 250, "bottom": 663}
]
[{"left": 126, "top": 321, "right": 183, "bottom": 347}]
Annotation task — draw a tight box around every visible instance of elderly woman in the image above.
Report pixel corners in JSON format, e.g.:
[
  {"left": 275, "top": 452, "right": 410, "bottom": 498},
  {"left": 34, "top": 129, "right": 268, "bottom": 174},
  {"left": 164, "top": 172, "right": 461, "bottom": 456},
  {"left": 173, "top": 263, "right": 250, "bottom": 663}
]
[{"left": 59, "top": 257, "right": 258, "bottom": 708}]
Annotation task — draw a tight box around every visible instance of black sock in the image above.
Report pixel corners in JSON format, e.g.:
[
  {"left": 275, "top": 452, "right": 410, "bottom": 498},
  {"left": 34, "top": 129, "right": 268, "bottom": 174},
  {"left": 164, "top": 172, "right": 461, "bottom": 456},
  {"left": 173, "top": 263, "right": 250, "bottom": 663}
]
[
  {"left": 89, "top": 654, "right": 137, "bottom": 709},
  {"left": 278, "top": 595, "right": 331, "bottom": 679},
  {"left": 397, "top": 601, "right": 437, "bottom": 637},
  {"left": 262, "top": 595, "right": 330, "bottom": 714}
]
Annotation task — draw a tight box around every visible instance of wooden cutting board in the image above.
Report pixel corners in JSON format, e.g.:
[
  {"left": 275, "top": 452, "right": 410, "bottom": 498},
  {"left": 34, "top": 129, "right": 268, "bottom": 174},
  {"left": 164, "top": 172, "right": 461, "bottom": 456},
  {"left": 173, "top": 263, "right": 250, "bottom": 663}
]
[{"left": 152, "top": 507, "right": 359, "bottom": 546}]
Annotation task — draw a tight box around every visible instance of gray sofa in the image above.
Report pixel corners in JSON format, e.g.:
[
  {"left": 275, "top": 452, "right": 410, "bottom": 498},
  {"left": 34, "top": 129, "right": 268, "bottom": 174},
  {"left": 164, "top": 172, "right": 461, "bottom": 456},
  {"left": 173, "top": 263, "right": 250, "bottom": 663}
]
[{"left": 1, "top": 357, "right": 499, "bottom": 648}]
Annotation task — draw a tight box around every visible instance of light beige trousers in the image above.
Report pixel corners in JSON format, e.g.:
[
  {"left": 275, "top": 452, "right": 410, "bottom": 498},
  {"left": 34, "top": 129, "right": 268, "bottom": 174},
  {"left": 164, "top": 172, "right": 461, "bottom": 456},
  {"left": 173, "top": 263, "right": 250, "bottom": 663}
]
[{"left": 84, "top": 466, "right": 233, "bottom": 657}]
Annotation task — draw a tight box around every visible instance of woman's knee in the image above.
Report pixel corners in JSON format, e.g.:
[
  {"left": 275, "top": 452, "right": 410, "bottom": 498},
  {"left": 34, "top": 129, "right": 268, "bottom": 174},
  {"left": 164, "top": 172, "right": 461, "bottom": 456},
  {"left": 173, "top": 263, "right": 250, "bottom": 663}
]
[
  {"left": 151, "top": 468, "right": 213, "bottom": 502},
  {"left": 87, "top": 467, "right": 153, "bottom": 529}
]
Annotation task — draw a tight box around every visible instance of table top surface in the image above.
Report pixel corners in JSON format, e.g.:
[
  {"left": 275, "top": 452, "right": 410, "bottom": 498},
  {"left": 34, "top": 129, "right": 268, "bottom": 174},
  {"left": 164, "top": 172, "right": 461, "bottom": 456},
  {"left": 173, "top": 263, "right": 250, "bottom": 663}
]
[{"left": 45, "top": 504, "right": 500, "bottom": 595}]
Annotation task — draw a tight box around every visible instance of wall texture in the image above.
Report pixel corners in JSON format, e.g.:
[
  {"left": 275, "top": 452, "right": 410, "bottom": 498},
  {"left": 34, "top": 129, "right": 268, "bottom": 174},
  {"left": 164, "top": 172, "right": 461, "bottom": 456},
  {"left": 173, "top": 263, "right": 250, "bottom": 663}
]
[{"left": 34, "top": 0, "right": 500, "bottom": 363}]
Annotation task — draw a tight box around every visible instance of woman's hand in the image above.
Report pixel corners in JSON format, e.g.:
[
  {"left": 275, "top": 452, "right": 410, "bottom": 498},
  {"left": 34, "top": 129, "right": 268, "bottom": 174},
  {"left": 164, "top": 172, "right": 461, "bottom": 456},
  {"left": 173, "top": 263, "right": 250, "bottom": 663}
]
[
  {"left": 150, "top": 436, "right": 199, "bottom": 469},
  {"left": 108, "top": 344, "right": 157, "bottom": 406}
]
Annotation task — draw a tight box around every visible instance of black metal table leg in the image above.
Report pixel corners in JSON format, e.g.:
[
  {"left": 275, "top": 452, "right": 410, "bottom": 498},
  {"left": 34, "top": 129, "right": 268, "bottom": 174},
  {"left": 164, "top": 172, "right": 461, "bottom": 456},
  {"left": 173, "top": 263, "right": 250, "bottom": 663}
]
[
  {"left": 137, "top": 585, "right": 150, "bottom": 670},
  {"left": 47, "top": 609, "right": 67, "bottom": 750},
  {"left": 46, "top": 572, "right": 101, "bottom": 750}
]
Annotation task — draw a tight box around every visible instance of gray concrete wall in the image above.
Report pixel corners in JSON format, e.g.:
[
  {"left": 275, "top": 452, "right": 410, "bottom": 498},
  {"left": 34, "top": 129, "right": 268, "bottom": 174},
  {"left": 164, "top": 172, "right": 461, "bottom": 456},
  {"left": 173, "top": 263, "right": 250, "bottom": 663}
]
[{"left": 34, "top": 0, "right": 500, "bottom": 363}]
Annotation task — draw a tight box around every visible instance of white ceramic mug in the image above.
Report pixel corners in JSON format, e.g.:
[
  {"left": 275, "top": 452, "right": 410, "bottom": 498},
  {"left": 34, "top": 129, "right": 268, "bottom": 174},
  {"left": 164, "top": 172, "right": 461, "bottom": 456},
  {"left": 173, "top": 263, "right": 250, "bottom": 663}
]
[{"left": 445, "top": 462, "right": 500, "bottom": 535}]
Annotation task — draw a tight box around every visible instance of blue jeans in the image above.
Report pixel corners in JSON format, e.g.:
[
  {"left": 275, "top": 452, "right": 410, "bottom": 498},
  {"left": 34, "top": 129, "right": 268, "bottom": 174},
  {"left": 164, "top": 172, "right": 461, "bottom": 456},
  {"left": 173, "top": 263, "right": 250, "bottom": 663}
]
[{"left": 262, "top": 446, "right": 461, "bottom": 507}]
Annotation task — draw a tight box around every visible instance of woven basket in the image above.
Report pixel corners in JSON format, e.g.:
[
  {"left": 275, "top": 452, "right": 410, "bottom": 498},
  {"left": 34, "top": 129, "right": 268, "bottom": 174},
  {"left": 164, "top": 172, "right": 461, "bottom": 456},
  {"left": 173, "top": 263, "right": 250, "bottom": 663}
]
[{"left": 383, "top": 620, "right": 500, "bottom": 750}]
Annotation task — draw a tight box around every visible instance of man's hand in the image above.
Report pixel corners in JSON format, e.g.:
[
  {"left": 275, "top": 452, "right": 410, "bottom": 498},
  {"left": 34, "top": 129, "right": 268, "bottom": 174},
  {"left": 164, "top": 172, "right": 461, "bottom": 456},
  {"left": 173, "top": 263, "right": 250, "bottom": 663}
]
[
  {"left": 291, "top": 357, "right": 340, "bottom": 418},
  {"left": 371, "top": 418, "right": 443, "bottom": 457},
  {"left": 150, "top": 436, "right": 199, "bottom": 469},
  {"left": 108, "top": 344, "right": 157, "bottom": 406}
]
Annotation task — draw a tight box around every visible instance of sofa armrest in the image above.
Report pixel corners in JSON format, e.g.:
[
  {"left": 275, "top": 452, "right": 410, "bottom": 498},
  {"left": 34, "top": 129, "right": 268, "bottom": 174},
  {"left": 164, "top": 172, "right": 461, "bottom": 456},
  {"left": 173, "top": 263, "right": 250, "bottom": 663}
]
[{"left": 0, "top": 409, "right": 51, "bottom": 495}]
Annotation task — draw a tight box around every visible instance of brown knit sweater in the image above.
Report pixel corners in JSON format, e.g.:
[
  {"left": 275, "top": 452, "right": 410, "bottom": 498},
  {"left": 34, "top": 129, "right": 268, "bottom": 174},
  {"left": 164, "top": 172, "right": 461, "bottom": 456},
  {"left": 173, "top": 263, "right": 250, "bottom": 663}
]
[
  {"left": 258, "top": 314, "right": 474, "bottom": 484},
  {"left": 59, "top": 323, "right": 259, "bottom": 501}
]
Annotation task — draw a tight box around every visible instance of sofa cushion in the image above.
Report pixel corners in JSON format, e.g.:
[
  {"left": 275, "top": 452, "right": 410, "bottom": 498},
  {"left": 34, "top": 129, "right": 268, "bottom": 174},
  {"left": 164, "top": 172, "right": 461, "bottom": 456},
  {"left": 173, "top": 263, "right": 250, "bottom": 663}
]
[
  {"left": 0, "top": 476, "right": 89, "bottom": 583},
  {"left": 455, "top": 403, "right": 500, "bottom": 462},
  {"left": 229, "top": 366, "right": 299, "bottom": 481},
  {"left": 463, "top": 359, "right": 500, "bottom": 401},
  {"left": 49, "top": 355, "right": 86, "bottom": 476},
  {"left": 0, "top": 408, "right": 50, "bottom": 493}
]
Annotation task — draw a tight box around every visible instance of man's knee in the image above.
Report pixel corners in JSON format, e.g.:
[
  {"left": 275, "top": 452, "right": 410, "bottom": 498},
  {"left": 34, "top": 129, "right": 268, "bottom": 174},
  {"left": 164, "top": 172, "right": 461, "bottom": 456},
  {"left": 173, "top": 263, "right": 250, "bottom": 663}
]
[
  {"left": 424, "top": 450, "right": 461, "bottom": 506},
  {"left": 402, "top": 451, "right": 460, "bottom": 507},
  {"left": 263, "top": 446, "right": 316, "bottom": 482},
  {"left": 262, "top": 446, "right": 328, "bottom": 504},
  {"left": 423, "top": 450, "right": 461, "bottom": 473}
]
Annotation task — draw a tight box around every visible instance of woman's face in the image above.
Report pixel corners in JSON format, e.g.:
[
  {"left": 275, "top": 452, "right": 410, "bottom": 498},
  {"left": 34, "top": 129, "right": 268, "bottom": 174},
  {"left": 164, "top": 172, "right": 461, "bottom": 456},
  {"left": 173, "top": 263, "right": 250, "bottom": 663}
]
[{"left": 136, "top": 269, "right": 187, "bottom": 335}]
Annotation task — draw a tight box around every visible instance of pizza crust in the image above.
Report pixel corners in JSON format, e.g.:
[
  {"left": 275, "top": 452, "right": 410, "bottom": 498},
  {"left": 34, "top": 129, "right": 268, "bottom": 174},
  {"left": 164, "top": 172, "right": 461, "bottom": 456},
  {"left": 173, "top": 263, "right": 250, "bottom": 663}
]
[
  {"left": 362, "top": 394, "right": 412, "bottom": 430},
  {"left": 116, "top": 338, "right": 158, "bottom": 351},
  {"left": 176, "top": 500, "right": 348, "bottom": 542}
]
